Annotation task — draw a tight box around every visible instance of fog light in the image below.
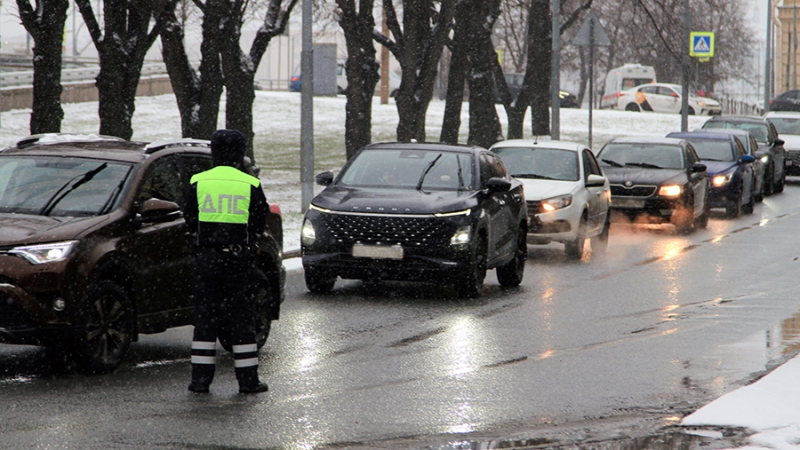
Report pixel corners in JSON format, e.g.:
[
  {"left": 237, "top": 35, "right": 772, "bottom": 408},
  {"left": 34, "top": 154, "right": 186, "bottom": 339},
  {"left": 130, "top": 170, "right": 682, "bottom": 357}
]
[
  {"left": 450, "top": 225, "right": 471, "bottom": 245},
  {"left": 52, "top": 298, "right": 66, "bottom": 312}
]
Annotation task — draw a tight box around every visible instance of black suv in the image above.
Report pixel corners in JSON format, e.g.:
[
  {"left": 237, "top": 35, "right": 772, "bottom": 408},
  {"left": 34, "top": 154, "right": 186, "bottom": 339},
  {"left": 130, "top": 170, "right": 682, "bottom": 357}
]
[
  {"left": 0, "top": 134, "right": 285, "bottom": 373},
  {"left": 301, "top": 142, "right": 528, "bottom": 298}
]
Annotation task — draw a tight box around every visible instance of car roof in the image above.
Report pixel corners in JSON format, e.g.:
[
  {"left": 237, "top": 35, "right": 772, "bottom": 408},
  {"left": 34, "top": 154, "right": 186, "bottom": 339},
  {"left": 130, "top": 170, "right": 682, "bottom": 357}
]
[
  {"left": 666, "top": 131, "right": 733, "bottom": 141},
  {"left": 698, "top": 128, "right": 753, "bottom": 138},
  {"left": 704, "top": 115, "right": 768, "bottom": 124},
  {"left": 361, "top": 141, "right": 485, "bottom": 155},
  {"left": 764, "top": 111, "right": 800, "bottom": 118},
  {"left": 0, "top": 134, "right": 212, "bottom": 164},
  {"left": 490, "top": 139, "right": 586, "bottom": 152},
  {"left": 605, "top": 136, "right": 687, "bottom": 146}
]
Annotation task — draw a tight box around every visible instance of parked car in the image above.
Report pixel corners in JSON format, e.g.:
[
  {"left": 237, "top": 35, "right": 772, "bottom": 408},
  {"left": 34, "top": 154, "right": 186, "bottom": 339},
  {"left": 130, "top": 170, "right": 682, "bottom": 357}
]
[
  {"left": 301, "top": 142, "right": 528, "bottom": 298},
  {"left": 0, "top": 134, "right": 285, "bottom": 373},
  {"left": 608, "top": 82, "right": 722, "bottom": 116},
  {"left": 490, "top": 139, "right": 610, "bottom": 259},
  {"left": 764, "top": 110, "right": 800, "bottom": 176},
  {"left": 768, "top": 89, "right": 800, "bottom": 112},
  {"left": 696, "top": 128, "right": 766, "bottom": 202},
  {"left": 666, "top": 131, "right": 756, "bottom": 217},
  {"left": 701, "top": 115, "right": 786, "bottom": 194},
  {"left": 595, "top": 136, "right": 710, "bottom": 233}
]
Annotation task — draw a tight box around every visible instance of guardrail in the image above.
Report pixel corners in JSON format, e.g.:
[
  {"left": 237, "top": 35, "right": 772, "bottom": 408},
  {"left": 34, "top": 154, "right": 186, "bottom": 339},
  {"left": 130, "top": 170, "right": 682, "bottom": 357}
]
[{"left": 1, "top": 63, "right": 168, "bottom": 87}]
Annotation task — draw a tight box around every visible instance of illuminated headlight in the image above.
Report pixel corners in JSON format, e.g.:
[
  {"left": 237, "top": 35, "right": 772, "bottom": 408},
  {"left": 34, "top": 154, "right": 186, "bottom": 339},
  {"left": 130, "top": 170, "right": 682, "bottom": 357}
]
[
  {"left": 712, "top": 172, "right": 734, "bottom": 187},
  {"left": 697, "top": 101, "right": 706, "bottom": 106},
  {"left": 301, "top": 219, "right": 316, "bottom": 245},
  {"left": 658, "top": 185, "right": 683, "bottom": 197},
  {"left": 450, "top": 225, "right": 471, "bottom": 245},
  {"left": 9, "top": 241, "right": 78, "bottom": 265},
  {"left": 541, "top": 194, "right": 573, "bottom": 212},
  {"left": 435, "top": 209, "right": 471, "bottom": 218},
  {"left": 761, "top": 155, "right": 770, "bottom": 164}
]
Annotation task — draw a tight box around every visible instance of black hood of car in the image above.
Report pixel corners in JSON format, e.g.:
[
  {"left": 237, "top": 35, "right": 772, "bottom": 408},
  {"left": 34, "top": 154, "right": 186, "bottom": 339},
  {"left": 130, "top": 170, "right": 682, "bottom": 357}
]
[
  {"left": 602, "top": 167, "right": 688, "bottom": 186},
  {"left": 0, "top": 213, "right": 108, "bottom": 247},
  {"left": 312, "top": 185, "right": 480, "bottom": 215}
]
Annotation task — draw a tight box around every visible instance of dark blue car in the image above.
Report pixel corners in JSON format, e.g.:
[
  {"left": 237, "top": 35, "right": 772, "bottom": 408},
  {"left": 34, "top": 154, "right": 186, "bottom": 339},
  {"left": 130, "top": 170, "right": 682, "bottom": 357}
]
[{"left": 666, "top": 131, "right": 756, "bottom": 217}]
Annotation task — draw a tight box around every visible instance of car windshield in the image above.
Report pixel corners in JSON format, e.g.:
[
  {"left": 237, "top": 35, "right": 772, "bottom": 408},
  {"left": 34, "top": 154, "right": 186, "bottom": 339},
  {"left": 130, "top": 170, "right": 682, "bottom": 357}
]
[
  {"left": 768, "top": 117, "right": 800, "bottom": 135},
  {"left": 685, "top": 140, "right": 735, "bottom": 162},
  {"left": 492, "top": 147, "right": 579, "bottom": 181},
  {"left": 597, "top": 143, "right": 685, "bottom": 170},
  {"left": 338, "top": 149, "right": 473, "bottom": 190},
  {"left": 0, "top": 156, "right": 132, "bottom": 216},
  {"left": 703, "top": 121, "right": 769, "bottom": 143}
]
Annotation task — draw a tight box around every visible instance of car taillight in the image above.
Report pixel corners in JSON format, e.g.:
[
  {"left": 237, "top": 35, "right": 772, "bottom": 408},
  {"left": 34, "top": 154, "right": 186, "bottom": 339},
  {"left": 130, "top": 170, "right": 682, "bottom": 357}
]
[
  {"left": 615, "top": 92, "right": 623, "bottom": 98},
  {"left": 291, "top": 76, "right": 300, "bottom": 82},
  {"left": 270, "top": 203, "right": 282, "bottom": 216}
]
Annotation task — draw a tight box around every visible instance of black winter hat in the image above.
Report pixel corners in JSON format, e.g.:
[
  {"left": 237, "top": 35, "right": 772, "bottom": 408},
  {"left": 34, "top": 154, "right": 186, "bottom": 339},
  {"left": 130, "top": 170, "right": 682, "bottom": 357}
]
[{"left": 210, "top": 129, "right": 246, "bottom": 167}]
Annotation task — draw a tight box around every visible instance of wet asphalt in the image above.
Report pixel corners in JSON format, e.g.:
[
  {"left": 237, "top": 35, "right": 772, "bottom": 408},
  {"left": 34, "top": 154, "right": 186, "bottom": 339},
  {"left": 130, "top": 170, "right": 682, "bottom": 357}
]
[{"left": 2, "top": 182, "right": 800, "bottom": 449}]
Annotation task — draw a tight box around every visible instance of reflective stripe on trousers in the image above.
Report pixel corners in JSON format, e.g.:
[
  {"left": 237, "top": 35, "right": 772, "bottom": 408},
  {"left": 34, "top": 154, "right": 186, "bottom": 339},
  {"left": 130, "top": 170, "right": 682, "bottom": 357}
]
[
  {"left": 191, "top": 340, "right": 216, "bottom": 365},
  {"left": 233, "top": 343, "right": 258, "bottom": 368}
]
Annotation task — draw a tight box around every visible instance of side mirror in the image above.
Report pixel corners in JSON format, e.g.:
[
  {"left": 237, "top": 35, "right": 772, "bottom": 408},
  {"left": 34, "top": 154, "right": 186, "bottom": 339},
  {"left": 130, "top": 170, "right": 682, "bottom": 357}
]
[
  {"left": 691, "top": 163, "right": 707, "bottom": 173},
  {"left": 487, "top": 177, "right": 512, "bottom": 193},
  {"left": 315, "top": 171, "right": 334, "bottom": 186},
  {"left": 137, "top": 198, "right": 182, "bottom": 224},
  {"left": 741, "top": 154, "right": 755, "bottom": 164},
  {"left": 585, "top": 174, "right": 607, "bottom": 187}
]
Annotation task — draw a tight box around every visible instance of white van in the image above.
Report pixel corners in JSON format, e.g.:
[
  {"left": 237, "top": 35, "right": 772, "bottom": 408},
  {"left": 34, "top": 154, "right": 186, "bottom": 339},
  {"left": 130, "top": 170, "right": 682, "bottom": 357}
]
[{"left": 599, "top": 63, "right": 656, "bottom": 109}]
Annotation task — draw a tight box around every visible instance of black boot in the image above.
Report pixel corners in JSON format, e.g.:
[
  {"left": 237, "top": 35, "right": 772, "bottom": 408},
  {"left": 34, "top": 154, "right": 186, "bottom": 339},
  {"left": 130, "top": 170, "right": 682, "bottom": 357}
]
[
  {"left": 239, "top": 382, "right": 268, "bottom": 394},
  {"left": 189, "top": 363, "right": 214, "bottom": 393},
  {"left": 236, "top": 366, "right": 267, "bottom": 394}
]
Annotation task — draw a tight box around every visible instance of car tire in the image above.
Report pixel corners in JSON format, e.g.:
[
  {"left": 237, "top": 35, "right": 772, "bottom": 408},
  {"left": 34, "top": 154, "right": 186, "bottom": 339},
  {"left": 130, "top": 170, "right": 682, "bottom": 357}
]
[
  {"left": 625, "top": 103, "right": 640, "bottom": 112},
  {"left": 774, "top": 172, "right": 785, "bottom": 193},
  {"left": 496, "top": 226, "right": 527, "bottom": 287},
  {"left": 565, "top": 216, "right": 587, "bottom": 260},
  {"left": 590, "top": 213, "right": 611, "bottom": 254},
  {"left": 71, "top": 280, "right": 135, "bottom": 374},
  {"left": 763, "top": 165, "right": 774, "bottom": 196},
  {"left": 304, "top": 267, "right": 336, "bottom": 294},
  {"left": 726, "top": 189, "right": 743, "bottom": 218},
  {"left": 219, "top": 269, "right": 272, "bottom": 352},
  {"left": 688, "top": 107, "right": 696, "bottom": 115},
  {"left": 694, "top": 192, "right": 710, "bottom": 230},
  {"left": 456, "top": 236, "right": 487, "bottom": 298}
]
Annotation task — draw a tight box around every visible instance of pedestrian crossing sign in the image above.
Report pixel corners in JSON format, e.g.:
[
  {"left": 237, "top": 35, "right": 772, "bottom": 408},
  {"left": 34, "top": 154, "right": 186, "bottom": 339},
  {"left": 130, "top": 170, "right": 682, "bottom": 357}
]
[{"left": 690, "top": 32, "right": 714, "bottom": 59}]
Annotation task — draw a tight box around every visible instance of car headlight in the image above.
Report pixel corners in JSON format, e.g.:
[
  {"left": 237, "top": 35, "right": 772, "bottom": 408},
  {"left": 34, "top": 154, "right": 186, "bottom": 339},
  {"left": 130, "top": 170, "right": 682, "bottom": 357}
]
[
  {"left": 761, "top": 155, "right": 770, "bottom": 164},
  {"left": 541, "top": 194, "right": 573, "bottom": 212},
  {"left": 450, "top": 225, "right": 471, "bottom": 246},
  {"left": 697, "top": 100, "right": 706, "bottom": 107},
  {"left": 301, "top": 218, "right": 316, "bottom": 245},
  {"left": 712, "top": 171, "right": 734, "bottom": 187},
  {"left": 9, "top": 241, "right": 78, "bottom": 265},
  {"left": 658, "top": 185, "right": 683, "bottom": 197}
]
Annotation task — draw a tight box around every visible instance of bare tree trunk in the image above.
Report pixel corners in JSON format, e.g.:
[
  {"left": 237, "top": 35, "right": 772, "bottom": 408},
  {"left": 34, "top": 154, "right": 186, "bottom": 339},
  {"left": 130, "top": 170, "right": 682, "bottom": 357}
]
[
  {"left": 528, "top": 0, "right": 551, "bottom": 136},
  {"left": 17, "top": 0, "right": 68, "bottom": 134},
  {"left": 466, "top": 0, "right": 503, "bottom": 148},
  {"left": 338, "top": 0, "right": 381, "bottom": 160},
  {"left": 440, "top": 1, "right": 471, "bottom": 144}
]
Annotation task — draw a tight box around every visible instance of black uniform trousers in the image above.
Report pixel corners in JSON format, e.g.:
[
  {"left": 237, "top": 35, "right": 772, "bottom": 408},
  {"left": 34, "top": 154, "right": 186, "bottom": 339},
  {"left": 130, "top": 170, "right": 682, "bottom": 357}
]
[{"left": 190, "top": 247, "right": 260, "bottom": 389}]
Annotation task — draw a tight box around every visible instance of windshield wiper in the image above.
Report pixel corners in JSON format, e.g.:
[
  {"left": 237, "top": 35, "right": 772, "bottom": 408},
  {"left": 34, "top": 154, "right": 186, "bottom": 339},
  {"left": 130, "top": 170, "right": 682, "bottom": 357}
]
[
  {"left": 456, "top": 155, "right": 465, "bottom": 191},
  {"left": 601, "top": 158, "right": 624, "bottom": 167},
  {"left": 416, "top": 153, "right": 442, "bottom": 191},
  {"left": 511, "top": 173, "right": 557, "bottom": 180},
  {"left": 625, "top": 162, "right": 663, "bottom": 169},
  {"left": 39, "top": 163, "right": 108, "bottom": 216}
]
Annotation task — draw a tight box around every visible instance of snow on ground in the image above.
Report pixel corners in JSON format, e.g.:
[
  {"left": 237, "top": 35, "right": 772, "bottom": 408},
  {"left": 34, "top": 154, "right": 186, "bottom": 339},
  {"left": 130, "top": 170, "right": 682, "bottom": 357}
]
[{"left": 6, "top": 93, "right": 800, "bottom": 449}]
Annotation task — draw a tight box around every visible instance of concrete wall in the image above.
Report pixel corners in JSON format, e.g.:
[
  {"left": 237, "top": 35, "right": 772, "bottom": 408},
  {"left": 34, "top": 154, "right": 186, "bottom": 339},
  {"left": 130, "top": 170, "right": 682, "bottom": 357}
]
[{"left": 0, "top": 75, "right": 174, "bottom": 112}]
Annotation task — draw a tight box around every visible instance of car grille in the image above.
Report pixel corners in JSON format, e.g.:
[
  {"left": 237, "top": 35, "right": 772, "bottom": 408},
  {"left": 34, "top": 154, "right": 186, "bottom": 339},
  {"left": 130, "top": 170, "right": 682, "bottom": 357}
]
[
  {"left": 0, "top": 292, "right": 29, "bottom": 328},
  {"left": 610, "top": 184, "right": 657, "bottom": 197},
  {"left": 787, "top": 150, "right": 800, "bottom": 165},
  {"left": 320, "top": 213, "right": 454, "bottom": 247}
]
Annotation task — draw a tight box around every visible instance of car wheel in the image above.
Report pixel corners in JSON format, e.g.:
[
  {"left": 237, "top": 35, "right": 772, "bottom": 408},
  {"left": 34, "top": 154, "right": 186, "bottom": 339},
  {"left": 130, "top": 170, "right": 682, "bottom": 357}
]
[
  {"left": 496, "top": 226, "right": 527, "bottom": 287},
  {"left": 72, "top": 280, "right": 135, "bottom": 374},
  {"left": 625, "top": 103, "right": 640, "bottom": 112},
  {"left": 726, "top": 189, "right": 743, "bottom": 218},
  {"left": 774, "top": 172, "right": 785, "bottom": 193},
  {"left": 219, "top": 269, "right": 272, "bottom": 352},
  {"left": 687, "top": 107, "right": 696, "bottom": 115},
  {"left": 456, "top": 236, "right": 487, "bottom": 298},
  {"left": 694, "top": 192, "right": 710, "bottom": 230},
  {"left": 763, "top": 165, "right": 774, "bottom": 196},
  {"left": 565, "top": 216, "right": 587, "bottom": 260},
  {"left": 304, "top": 267, "right": 336, "bottom": 294},
  {"left": 590, "top": 212, "right": 611, "bottom": 254}
]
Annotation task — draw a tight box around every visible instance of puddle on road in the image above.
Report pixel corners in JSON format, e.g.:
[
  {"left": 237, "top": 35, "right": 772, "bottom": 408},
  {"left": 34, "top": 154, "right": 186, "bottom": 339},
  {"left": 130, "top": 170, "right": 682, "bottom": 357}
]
[{"left": 433, "top": 427, "right": 750, "bottom": 450}]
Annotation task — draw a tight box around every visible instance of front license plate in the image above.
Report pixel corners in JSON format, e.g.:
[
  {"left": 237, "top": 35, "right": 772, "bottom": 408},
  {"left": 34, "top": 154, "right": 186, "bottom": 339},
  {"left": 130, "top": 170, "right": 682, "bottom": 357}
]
[
  {"left": 612, "top": 198, "right": 645, "bottom": 209},
  {"left": 352, "top": 244, "right": 404, "bottom": 259}
]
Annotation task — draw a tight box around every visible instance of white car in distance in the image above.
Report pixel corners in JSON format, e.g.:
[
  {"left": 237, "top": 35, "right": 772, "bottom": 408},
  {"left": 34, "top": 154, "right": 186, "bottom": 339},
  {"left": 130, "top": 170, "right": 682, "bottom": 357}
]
[
  {"left": 490, "top": 139, "right": 611, "bottom": 260},
  {"left": 610, "top": 82, "right": 722, "bottom": 116}
]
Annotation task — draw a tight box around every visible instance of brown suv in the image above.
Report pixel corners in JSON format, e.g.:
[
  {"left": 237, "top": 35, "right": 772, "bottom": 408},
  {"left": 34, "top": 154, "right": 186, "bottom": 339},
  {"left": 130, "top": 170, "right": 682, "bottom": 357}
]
[{"left": 0, "top": 134, "right": 285, "bottom": 373}]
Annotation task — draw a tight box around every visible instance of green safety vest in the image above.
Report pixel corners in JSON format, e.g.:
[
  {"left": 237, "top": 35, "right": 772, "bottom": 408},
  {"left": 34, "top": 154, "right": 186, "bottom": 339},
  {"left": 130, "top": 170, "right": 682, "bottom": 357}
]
[{"left": 191, "top": 166, "right": 260, "bottom": 224}]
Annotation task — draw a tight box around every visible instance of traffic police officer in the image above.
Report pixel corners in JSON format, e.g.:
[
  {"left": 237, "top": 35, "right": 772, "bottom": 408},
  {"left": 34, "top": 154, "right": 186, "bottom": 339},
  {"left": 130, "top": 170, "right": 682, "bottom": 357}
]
[{"left": 183, "top": 129, "right": 270, "bottom": 394}]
